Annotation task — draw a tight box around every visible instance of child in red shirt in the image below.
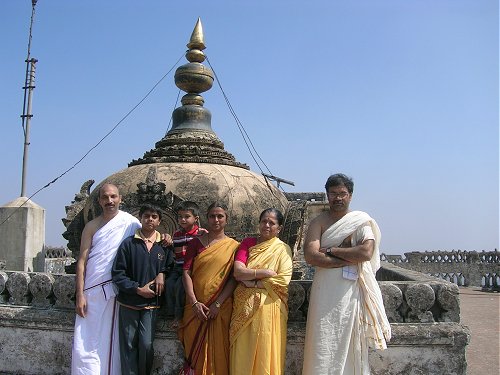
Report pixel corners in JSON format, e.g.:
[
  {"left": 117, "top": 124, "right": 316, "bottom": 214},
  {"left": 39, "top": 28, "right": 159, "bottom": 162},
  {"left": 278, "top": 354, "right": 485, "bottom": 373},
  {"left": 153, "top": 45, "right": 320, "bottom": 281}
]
[{"left": 165, "top": 201, "right": 203, "bottom": 320}]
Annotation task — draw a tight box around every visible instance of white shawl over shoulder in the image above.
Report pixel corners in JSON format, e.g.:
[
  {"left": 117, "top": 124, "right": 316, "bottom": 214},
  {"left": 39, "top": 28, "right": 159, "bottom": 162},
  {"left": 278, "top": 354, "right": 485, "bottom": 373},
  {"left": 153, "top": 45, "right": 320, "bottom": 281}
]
[
  {"left": 322, "top": 211, "right": 391, "bottom": 349},
  {"left": 302, "top": 211, "right": 390, "bottom": 375}
]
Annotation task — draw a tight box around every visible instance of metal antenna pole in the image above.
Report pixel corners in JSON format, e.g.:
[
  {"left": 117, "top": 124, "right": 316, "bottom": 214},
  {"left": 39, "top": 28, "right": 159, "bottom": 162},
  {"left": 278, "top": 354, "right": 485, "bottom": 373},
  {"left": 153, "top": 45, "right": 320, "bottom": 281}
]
[{"left": 20, "top": 0, "right": 38, "bottom": 197}]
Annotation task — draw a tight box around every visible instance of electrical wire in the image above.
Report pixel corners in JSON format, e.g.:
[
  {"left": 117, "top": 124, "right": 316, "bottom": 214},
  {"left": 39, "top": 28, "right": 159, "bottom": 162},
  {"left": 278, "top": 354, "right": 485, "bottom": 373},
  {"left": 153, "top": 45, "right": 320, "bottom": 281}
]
[
  {"left": 166, "top": 88, "right": 181, "bottom": 133},
  {"left": 3, "top": 51, "right": 289, "bottom": 228},
  {"left": 0, "top": 52, "right": 185, "bottom": 228},
  {"left": 206, "top": 55, "right": 288, "bottom": 194}
]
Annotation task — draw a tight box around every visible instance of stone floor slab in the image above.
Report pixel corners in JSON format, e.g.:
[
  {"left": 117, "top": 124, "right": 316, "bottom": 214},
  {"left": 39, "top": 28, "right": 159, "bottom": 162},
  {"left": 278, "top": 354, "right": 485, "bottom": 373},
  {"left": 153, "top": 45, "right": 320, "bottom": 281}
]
[{"left": 459, "top": 287, "right": 499, "bottom": 375}]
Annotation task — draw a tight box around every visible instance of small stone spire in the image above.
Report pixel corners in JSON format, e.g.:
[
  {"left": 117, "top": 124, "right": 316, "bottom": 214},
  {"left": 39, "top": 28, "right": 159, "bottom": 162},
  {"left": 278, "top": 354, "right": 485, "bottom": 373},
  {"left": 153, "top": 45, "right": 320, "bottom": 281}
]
[{"left": 129, "top": 18, "right": 248, "bottom": 169}]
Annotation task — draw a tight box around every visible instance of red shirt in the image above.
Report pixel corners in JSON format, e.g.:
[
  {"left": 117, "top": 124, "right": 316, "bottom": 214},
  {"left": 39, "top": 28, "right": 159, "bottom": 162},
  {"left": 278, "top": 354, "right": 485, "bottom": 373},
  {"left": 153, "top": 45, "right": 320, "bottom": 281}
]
[
  {"left": 234, "top": 237, "right": 257, "bottom": 265},
  {"left": 172, "top": 225, "right": 200, "bottom": 264},
  {"left": 182, "top": 238, "right": 206, "bottom": 271}
]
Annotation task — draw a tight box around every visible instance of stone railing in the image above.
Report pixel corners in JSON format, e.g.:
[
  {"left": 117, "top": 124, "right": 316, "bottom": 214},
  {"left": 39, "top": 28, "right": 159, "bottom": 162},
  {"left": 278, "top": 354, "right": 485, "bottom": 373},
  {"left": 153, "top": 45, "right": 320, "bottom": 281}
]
[
  {"left": 44, "top": 246, "right": 72, "bottom": 259},
  {"left": 43, "top": 247, "right": 74, "bottom": 274},
  {"left": 0, "top": 263, "right": 469, "bottom": 375},
  {"left": 376, "top": 263, "right": 460, "bottom": 323},
  {"left": 381, "top": 250, "right": 500, "bottom": 290},
  {"left": 0, "top": 266, "right": 460, "bottom": 324},
  {"left": 0, "top": 271, "right": 75, "bottom": 308}
]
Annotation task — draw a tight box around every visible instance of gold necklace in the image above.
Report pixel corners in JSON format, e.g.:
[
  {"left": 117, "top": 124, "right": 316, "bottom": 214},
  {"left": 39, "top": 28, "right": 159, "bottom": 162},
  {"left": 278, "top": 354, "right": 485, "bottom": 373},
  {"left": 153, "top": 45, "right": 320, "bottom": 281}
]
[{"left": 206, "top": 233, "right": 224, "bottom": 248}]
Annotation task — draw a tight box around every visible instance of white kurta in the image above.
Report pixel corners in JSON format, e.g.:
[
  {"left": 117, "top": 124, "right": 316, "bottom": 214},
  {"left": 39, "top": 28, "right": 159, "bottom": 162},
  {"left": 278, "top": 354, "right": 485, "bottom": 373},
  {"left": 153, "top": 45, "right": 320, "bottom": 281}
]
[
  {"left": 71, "top": 210, "right": 140, "bottom": 375},
  {"left": 302, "top": 211, "right": 390, "bottom": 375}
]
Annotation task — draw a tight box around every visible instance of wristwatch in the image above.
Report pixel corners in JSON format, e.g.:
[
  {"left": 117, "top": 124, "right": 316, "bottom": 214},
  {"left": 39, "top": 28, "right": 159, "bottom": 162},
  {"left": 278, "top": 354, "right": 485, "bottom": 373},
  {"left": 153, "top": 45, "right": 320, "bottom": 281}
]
[{"left": 326, "top": 247, "right": 332, "bottom": 256}]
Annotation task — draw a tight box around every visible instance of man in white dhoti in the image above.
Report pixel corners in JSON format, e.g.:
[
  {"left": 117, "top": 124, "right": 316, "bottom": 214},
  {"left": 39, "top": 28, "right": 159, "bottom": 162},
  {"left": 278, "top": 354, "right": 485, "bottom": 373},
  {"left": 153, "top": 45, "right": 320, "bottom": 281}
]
[
  {"left": 72, "top": 183, "right": 141, "bottom": 375},
  {"left": 302, "top": 174, "right": 391, "bottom": 375}
]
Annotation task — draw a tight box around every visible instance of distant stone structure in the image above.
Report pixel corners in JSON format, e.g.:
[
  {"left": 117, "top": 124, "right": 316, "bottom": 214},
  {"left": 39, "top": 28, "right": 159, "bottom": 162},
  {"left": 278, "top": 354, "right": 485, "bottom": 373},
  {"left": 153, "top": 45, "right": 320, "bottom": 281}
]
[
  {"left": 381, "top": 250, "right": 500, "bottom": 291},
  {"left": 0, "top": 197, "right": 45, "bottom": 272},
  {"left": 43, "top": 246, "right": 73, "bottom": 274}
]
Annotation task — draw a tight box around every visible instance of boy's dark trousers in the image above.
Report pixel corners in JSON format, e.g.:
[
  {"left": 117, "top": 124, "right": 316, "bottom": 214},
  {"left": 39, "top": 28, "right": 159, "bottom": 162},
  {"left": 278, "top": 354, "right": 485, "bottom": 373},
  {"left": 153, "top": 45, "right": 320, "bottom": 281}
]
[
  {"left": 165, "top": 264, "right": 186, "bottom": 319},
  {"left": 118, "top": 305, "right": 158, "bottom": 375}
]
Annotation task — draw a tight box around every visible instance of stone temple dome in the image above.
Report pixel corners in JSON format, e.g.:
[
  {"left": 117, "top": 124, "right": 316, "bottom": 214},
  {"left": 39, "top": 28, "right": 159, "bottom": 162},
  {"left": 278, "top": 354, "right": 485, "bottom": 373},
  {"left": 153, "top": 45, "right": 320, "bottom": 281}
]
[{"left": 63, "top": 19, "right": 290, "bottom": 260}]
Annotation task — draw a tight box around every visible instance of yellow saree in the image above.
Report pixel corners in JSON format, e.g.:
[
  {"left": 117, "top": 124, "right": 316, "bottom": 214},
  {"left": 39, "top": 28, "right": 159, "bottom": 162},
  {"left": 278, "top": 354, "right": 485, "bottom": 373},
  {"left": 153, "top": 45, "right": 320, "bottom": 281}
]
[
  {"left": 229, "top": 237, "right": 293, "bottom": 375},
  {"left": 179, "top": 236, "right": 239, "bottom": 375}
]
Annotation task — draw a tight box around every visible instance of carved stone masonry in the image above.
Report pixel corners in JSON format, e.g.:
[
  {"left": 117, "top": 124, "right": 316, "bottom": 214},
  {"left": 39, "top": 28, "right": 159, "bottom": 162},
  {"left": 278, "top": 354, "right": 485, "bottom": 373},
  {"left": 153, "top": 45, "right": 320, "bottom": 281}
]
[
  {"left": 121, "top": 166, "right": 179, "bottom": 212},
  {"left": 62, "top": 180, "right": 95, "bottom": 256}
]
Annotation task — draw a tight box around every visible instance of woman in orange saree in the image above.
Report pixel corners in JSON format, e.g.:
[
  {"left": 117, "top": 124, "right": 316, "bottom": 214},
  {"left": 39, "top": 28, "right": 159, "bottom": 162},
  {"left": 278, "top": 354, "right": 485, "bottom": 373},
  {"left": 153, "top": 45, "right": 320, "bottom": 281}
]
[
  {"left": 229, "top": 208, "right": 293, "bottom": 375},
  {"left": 179, "top": 202, "right": 239, "bottom": 375}
]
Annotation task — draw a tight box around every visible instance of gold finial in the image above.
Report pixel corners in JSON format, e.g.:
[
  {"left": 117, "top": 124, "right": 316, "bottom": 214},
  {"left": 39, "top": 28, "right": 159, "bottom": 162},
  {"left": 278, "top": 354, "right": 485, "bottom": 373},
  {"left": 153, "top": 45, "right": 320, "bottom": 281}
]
[{"left": 187, "top": 17, "right": 205, "bottom": 51}]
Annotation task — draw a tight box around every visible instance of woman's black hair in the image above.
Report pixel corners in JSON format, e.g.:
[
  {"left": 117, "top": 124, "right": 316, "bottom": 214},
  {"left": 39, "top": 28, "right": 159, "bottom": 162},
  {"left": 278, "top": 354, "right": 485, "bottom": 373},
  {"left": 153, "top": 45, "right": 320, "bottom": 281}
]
[
  {"left": 259, "top": 208, "right": 284, "bottom": 226},
  {"left": 206, "top": 201, "right": 229, "bottom": 218}
]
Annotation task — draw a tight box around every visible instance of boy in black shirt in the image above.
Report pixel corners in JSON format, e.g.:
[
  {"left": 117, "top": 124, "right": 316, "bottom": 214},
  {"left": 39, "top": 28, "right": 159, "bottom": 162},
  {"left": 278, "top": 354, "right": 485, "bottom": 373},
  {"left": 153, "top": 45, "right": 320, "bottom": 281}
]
[{"left": 112, "top": 204, "right": 173, "bottom": 375}]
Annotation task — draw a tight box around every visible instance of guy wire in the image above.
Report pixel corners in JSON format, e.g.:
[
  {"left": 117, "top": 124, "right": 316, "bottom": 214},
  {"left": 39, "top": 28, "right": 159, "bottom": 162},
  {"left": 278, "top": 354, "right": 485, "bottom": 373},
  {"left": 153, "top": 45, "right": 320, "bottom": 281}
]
[
  {"left": 206, "top": 55, "right": 287, "bottom": 196},
  {"left": 0, "top": 52, "right": 185, "bottom": 229}
]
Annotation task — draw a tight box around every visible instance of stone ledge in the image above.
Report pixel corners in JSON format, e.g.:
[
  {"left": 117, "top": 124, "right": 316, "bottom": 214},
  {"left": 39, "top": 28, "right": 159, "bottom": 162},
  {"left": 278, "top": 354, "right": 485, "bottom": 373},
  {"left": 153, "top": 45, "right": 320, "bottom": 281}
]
[
  {"left": 0, "top": 268, "right": 462, "bottom": 324},
  {"left": 0, "top": 307, "right": 470, "bottom": 375}
]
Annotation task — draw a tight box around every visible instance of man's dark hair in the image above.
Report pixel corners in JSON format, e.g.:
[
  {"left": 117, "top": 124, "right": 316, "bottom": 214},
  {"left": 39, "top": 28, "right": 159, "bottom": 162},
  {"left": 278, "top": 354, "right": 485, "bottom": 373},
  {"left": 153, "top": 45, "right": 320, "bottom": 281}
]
[
  {"left": 175, "top": 201, "right": 200, "bottom": 218},
  {"left": 259, "top": 208, "right": 284, "bottom": 226},
  {"left": 324, "top": 173, "right": 354, "bottom": 194},
  {"left": 139, "top": 203, "right": 162, "bottom": 220}
]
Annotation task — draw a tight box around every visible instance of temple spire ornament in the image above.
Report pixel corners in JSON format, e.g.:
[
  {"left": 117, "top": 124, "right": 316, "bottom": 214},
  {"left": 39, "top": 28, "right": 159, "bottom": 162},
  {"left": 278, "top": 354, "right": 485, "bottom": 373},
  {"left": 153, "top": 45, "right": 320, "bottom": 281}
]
[{"left": 129, "top": 18, "right": 248, "bottom": 169}]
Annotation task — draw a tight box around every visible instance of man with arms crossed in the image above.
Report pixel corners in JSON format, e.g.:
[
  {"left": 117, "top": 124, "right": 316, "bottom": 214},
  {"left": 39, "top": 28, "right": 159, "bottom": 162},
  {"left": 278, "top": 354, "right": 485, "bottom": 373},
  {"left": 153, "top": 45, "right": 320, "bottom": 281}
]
[
  {"left": 72, "top": 183, "right": 141, "bottom": 375},
  {"left": 302, "top": 174, "right": 391, "bottom": 375}
]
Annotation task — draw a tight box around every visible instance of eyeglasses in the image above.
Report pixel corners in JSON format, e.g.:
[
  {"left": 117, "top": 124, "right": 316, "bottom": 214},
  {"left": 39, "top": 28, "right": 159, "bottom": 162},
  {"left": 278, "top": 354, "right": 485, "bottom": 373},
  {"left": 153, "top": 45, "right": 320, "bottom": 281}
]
[{"left": 327, "top": 191, "right": 349, "bottom": 199}]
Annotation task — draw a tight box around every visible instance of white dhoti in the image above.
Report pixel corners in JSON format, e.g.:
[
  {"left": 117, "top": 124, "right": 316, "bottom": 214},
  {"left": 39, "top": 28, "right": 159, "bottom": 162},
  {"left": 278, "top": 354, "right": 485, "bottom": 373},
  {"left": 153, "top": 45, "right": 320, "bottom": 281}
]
[
  {"left": 71, "top": 210, "right": 140, "bottom": 375},
  {"left": 302, "top": 211, "right": 391, "bottom": 375}
]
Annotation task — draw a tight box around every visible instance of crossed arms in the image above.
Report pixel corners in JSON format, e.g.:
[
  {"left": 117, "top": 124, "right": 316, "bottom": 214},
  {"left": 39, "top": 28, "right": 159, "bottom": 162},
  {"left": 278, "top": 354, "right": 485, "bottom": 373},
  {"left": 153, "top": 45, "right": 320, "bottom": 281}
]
[{"left": 303, "top": 214, "right": 374, "bottom": 268}]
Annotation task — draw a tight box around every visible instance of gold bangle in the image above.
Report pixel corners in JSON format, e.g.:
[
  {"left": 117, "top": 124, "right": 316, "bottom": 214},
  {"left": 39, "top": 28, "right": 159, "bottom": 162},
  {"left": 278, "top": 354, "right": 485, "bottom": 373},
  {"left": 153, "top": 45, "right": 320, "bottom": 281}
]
[{"left": 192, "top": 301, "right": 199, "bottom": 308}]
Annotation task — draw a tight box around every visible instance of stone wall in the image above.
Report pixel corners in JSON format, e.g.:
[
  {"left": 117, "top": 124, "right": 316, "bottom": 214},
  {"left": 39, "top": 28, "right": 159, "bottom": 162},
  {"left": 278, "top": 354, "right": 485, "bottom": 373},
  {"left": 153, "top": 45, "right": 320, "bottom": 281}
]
[
  {"left": 0, "top": 266, "right": 469, "bottom": 375},
  {"left": 43, "top": 246, "right": 74, "bottom": 274},
  {"left": 381, "top": 250, "right": 500, "bottom": 290}
]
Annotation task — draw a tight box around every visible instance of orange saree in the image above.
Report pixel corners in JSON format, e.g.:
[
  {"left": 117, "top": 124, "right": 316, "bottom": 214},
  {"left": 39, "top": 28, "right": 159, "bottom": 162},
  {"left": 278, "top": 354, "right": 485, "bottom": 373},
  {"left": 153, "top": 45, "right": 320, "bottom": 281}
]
[{"left": 179, "top": 236, "right": 239, "bottom": 375}]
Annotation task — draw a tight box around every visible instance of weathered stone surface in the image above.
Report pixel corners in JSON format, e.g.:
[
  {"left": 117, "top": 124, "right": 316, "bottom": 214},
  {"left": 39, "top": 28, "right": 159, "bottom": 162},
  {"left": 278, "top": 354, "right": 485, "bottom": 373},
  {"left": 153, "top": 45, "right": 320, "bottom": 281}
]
[
  {"left": 369, "top": 324, "right": 470, "bottom": 375},
  {"left": 0, "top": 198, "right": 45, "bottom": 272},
  {"left": 288, "top": 282, "right": 306, "bottom": 321},
  {"left": 380, "top": 282, "right": 403, "bottom": 322},
  {"left": 29, "top": 273, "right": 55, "bottom": 307},
  {"left": 45, "top": 257, "right": 75, "bottom": 274},
  {"left": 64, "top": 164, "right": 289, "bottom": 260},
  {"left": 6, "top": 272, "right": 30, "bottom": 305},
  {"left": 0, "top": 266, "right": 471, "bottom": 374},
  {"left": 0, "top": 305, "right": 470, "bottom": 375},
  {"left": 0, "top": 271, "right": 7, "bottom": 304},
  {"left": 437, "top": 283, "right": 460, "bottom": 322},
  {"left": 53, "top": 275, "right": 76, "bottom": 309},
  {"left": 405, "top": 283, "right": 435, "bottom": 323},
  {"left": 0, "top": 305, "right": 74, "bottom": 375}
]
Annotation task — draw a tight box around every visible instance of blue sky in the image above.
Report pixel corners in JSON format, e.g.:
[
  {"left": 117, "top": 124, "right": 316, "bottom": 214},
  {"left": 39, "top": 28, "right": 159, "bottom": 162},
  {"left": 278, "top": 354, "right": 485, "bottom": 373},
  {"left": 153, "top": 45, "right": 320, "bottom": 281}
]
[{"left": 1, "top": 0, "right": 498, "bottom": 254}]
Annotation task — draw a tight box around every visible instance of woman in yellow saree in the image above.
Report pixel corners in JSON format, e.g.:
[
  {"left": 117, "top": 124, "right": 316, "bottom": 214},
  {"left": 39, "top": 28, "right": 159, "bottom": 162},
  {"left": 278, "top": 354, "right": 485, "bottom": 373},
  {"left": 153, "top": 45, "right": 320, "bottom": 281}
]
[
  {"left": 179, "top": 202, "right": 239, "bottom": 375},
  {"left": 230, "top": 208, "right": 293, "bottom": 375}
]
